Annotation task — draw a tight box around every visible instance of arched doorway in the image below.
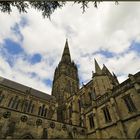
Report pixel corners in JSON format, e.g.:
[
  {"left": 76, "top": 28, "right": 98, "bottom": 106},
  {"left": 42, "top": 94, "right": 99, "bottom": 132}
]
[
  {"left": 21, "top": 133, "right": 34, "bottom": 139},
  {"left": 135, "top": 129, "right": 140, "bottom": 139}
]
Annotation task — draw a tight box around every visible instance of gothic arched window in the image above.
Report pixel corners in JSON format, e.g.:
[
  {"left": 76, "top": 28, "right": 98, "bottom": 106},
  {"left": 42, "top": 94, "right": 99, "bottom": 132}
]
[
  {"left": 31, "top": 104, "right": 34, "bottom": 113},
  {"left": 23, "top": 100, "right": 28, "bottom": 112},
  {"left": 0, "top": 94, "right": 4, "bottom": 104},
  {"left": 8, "top": 97, "right": 13, "bottom": 108},
  {"left": 38, "top": 106, "right": 41, "bottom": 116},
  {"left": 44, "top": 108, "right": 47, "bottom": 117},
  {"left": 8, "top": 96, "right": 20, "bottom": 110},
  {"left": 38, "top": 105, "right": 47, "bottom": 117},
  {"left": 15, "top": 100, "right": 20, "bottom": 109},
  {"left": 41, "top": 104, "right": 45, "bottom": 116},
  {"left": 27, "top": 100, "right": 32, "bottom": 113},
  {"left": 11, "top": 96, "right": 18, "bottom": 108}
]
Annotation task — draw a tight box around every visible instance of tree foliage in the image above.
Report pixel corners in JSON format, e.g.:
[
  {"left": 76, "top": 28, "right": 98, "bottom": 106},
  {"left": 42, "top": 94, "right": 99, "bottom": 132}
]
[{"left": 0, "top": 1, "right": 118, "bottom": 18}]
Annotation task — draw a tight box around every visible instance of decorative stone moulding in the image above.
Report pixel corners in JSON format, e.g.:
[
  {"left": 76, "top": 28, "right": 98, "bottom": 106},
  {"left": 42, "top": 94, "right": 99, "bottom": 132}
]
[
  {"left": 21, "top": 115, "right": 28, "bottom": 122},
  {"left": 3, "top": 111, "right": 11, "bottom": 118},
  {"left": 50, "top": 122, "right": 55, "bottom": 128},
  {"left": 36, "top": 119, "right": 42, "bottom": 126}
]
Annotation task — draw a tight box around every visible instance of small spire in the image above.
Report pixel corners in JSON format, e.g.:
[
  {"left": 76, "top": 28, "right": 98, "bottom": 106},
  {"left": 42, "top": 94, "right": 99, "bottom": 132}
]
[
  {"left": 102, "top": 64, "right": 112, "bottom": 76},
  {"left": 61, "top": 39, "right": 71, "bottom": 63},
  {"left": 94, "top": 59, "right": 102, "bottom": 74}
]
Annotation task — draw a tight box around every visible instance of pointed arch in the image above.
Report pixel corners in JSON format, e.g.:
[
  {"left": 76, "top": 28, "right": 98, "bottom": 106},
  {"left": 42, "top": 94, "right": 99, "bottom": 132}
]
[
  {"left": 20, "top": 133, "right": 34, "bottom": 139},
  {"left": 44, "top": 108, "right": 47, "bottom": 117}
]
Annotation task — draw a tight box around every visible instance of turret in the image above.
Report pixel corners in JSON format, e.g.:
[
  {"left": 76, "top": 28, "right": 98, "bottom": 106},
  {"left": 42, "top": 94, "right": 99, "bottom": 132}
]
[{"left": 92, "top": 59, "right": 114, "bottom": 97}]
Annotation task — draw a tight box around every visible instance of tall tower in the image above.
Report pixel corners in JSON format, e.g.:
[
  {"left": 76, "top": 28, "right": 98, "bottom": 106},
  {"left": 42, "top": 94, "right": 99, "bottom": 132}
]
[{"left": 52, "top": 39, "right": 79, "bottom": 122}]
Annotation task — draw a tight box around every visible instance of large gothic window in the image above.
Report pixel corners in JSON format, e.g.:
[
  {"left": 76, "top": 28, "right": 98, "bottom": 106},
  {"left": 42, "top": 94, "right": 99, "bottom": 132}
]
[
  {"left": 8, "top": 97, "right": 13, "bottom": 107},
  {"left": 27, "top": 100, "right": 32, "bottom": 112},
  {"left": 102, "top": 106, "right": 112, "bottom": 123},
  {"left": 123, "top": 94, "right": 136, "bottom": 112},
  {"left": 38, "top": 106, "right": 41, "bottom": 115},
  {"left": 21, "top": 100, "right": 34, "bottom": 113},
  {"left": 38, "top": 105, "right": 48, "bottom": 117},
  {"left": 15, "top": 100, "right": 20, "bottom": 109},
  {"left": 44, "top": 108, "right": 47, "bottom": 117},
  {"left": 11, "top": 96, "right": 18, "bottom": 108},
  {"left": 31, "top": 104, "right": 34, "bottom": 113},
  {"left": 88, "top": 113, "right": 94, "bottom": 129},
  {"left": 23, "top": 100, "right": 28, "bottom": 112},
  {"left": 57, "top": 109, "right": 64, "bottom": 122},
  {"left": 8, "top": 96, "right": 20, "bottom": 110}
]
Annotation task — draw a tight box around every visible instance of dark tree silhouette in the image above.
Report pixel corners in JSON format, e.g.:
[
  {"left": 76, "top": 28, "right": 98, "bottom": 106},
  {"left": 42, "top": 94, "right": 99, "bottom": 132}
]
[{"left": 0, "top": 1, "right": 118, "bottom": 18}]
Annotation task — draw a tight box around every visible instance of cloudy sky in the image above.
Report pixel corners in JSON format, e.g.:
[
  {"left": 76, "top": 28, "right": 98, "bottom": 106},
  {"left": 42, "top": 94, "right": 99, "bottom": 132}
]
[{"left": 0, "top": 2, "right": 140, "bottom": 94}]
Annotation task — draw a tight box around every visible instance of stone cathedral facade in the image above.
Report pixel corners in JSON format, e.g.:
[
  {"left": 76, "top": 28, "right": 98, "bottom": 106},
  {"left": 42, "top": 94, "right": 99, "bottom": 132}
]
[{"left": 0, "top": 40, "right": 140, "bottom": 139}]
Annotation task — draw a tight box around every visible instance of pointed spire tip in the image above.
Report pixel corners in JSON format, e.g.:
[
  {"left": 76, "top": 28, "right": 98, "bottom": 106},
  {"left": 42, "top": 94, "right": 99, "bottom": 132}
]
[
  {"left": 61, "top": 39, "right": 71, "bottom": 63},
  {"left": 94, "top": 58, "right": 102, "bottom": 74}
]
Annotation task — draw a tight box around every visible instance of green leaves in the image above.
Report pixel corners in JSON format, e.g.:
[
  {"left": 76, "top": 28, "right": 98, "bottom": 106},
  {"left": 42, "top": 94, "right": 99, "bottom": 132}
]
[{"left": 0, "top": 1, "right": 118, "bottom": 18}]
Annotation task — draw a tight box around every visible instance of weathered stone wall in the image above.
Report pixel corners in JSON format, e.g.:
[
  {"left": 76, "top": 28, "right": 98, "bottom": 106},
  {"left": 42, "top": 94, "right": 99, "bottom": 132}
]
[
  {"left": 84, "top": 72, "right": 140, "bottom": 138},
  {"left": 0, "top": 107, "right": 86, "bottom": 139}
]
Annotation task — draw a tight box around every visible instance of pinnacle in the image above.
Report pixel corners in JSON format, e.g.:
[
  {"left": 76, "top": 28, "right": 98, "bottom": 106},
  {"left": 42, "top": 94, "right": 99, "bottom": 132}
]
[
  {"left": 102, "top": 64, "right": 111, "bottom": 74},
  {"left": 94, "top": 59, "right": 102, "bottom": 74}
]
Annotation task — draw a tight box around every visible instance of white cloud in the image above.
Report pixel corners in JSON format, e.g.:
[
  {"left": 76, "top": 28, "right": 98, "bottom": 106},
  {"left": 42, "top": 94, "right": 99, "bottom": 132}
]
[
  {"left": 0, "top": 2, "right": 140, "bottom": 94},
  {"left": 0, "top": 7, "right": 21, "bottom": 44}
]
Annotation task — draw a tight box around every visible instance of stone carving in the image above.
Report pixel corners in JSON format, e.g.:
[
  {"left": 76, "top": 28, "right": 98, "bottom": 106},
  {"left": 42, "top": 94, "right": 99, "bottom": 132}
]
[
  {"left": 3, "top": 111, "right": 11, "bottom": 119},
  {"left": 21, "top": 115, "right": 28, "bottom": 122},
  {"left": 36, "top": 119, "right": 42, "bottom": 126}
]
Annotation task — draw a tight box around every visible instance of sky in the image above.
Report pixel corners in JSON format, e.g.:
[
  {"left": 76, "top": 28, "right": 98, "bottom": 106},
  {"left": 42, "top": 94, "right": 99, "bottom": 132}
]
[{"left": 0, "top": 2, "right": 140, "bottom": 94}]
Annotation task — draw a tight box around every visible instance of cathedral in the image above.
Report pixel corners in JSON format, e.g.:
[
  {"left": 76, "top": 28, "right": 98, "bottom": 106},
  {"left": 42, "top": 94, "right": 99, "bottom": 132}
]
[{"left": 0, "top": 40, "right": 140, "bottom": 139}]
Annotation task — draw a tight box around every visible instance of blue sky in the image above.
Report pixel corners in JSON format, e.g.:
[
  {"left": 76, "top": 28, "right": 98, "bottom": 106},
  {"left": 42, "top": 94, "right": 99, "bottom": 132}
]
[{"left": 0, "top": 2, "right": 140, "bottom": 94}]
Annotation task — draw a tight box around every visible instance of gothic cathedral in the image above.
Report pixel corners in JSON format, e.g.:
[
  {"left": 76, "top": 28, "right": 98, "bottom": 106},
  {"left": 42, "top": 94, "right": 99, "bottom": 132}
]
[{"left": 0, "top": 40, "right": 140, "bottom": 139}]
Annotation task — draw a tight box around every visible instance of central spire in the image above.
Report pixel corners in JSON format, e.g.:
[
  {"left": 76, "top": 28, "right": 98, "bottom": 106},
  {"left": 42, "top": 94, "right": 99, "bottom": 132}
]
[{"left": 61, "top": 39, "right": 71, "bottom": 63}]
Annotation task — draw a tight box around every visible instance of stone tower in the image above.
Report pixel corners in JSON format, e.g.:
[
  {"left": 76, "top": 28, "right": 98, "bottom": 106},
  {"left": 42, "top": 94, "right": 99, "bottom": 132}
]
[
  {"left": 52, "top": 39, "right": 79, "bottom": 122},
  {"left": 92, "top": 59, "right": 119, "bottom": 97}
]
